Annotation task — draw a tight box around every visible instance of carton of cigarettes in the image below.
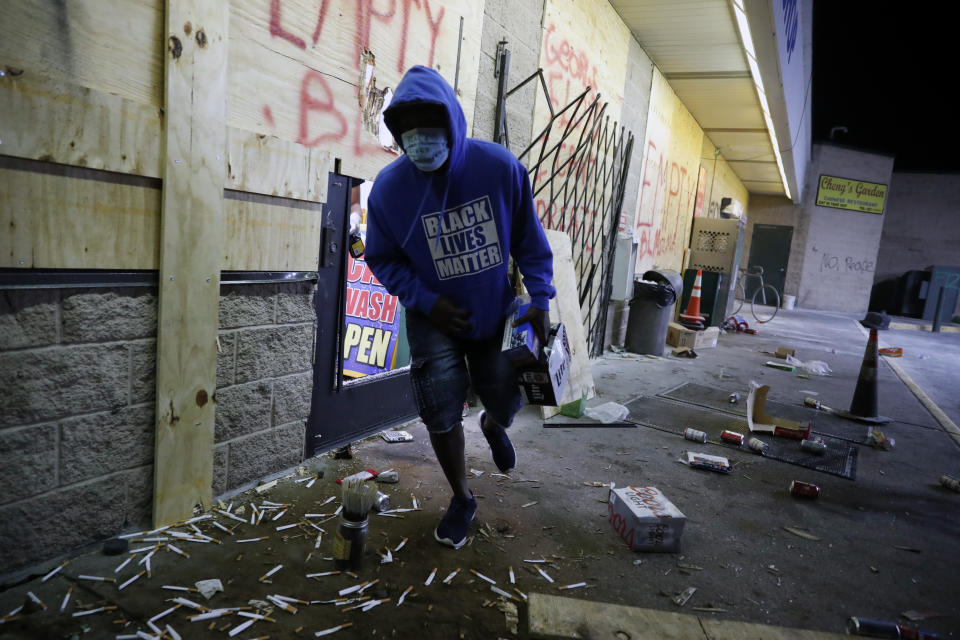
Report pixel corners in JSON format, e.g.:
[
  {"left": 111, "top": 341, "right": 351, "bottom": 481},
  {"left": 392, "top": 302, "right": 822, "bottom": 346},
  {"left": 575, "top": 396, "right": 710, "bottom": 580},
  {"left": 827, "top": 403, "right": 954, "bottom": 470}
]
[
  {"left": 501, "top": 299, "right": 541, "bottom": 367},
  {"left": 607, "top": 486, "right": 686, "bottom": 552},
  {"left": 516, "top": 323, "right": 571, "bottom": 406}
]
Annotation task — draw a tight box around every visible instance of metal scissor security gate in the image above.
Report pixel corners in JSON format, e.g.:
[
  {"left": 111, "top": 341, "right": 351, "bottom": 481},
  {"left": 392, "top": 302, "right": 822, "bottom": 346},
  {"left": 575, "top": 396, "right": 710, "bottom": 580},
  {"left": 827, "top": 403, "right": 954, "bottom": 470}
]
[{"left": 494, "top": 43, "right": 633, "bottom": 357}]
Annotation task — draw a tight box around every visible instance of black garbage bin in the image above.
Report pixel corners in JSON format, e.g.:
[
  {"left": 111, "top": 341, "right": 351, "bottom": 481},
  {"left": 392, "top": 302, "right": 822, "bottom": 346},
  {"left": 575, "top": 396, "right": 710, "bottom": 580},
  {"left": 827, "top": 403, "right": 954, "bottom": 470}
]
[{"left": 625, "top": 269, "right": 683, "bottom": 356}]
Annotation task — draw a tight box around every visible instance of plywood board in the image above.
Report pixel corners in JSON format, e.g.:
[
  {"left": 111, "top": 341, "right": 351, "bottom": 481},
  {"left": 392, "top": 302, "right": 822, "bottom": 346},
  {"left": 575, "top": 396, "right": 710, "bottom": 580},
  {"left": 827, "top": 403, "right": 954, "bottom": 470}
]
[
  {"left": 699, "top": 137, "right": 750, "bottom": 219},
  {"left": 222, "top": 194, "right": 323, "bottom": 271},
  {"left": 0, "top": 164, "right": 161, "bottom": 269},
  {"left": 0, "top": 0, "right": 164, "bottom": 106},
  {"left": 700, "top": 618, "right": 848, "bottom": 640},
  {"left": 634, "top": 68, "right": 705, "bottom": 275},
  {"left": 541, "top": 230, "right": 595, "bottom": 418},
  {"left": 226, "top": 0, "right": 485, "bottom": 181},
  {"left": 226, "top": 127, "right": 331, "bottom": 202},
  {"left": 0, "top": 72, "right": 163, "bottom": 178},
  {"left": 153, "top": 0, "right": 228, "bottom": 527}
]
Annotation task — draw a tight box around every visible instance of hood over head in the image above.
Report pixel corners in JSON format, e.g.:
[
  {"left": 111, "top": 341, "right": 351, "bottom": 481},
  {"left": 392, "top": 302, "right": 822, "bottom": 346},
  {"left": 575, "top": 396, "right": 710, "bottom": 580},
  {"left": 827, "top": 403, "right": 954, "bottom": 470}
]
[{"left": 384, "top": 66, "right": 467, "bottom": 172}]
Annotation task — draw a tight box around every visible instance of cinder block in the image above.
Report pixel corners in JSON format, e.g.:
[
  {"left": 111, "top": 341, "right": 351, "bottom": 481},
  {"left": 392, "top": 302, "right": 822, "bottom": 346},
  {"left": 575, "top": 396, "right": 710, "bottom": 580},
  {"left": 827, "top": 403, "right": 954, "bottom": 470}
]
[
  {"left": 214, "top": 381, "right": 272, "bottom": 443},
  {"left": 120, "top": 465, "right": 153, "bottom": 526},
  {"left": 0, "top": 424, "right": 58, "bottom": 505},
  {"left": 0, "top": 344, "right": 129, "bottom": 427},
  {"left": 219, "top": 284, "right": 275, "bottom": 329},
  {"left": 216, "top": 332, "right": 237, "bottom": 389},
  {"left": 61, "top": 288, "right": 156, "bottom": 343},
  {"left": 0, "top": 290, "right": 58, "bottom": 350},
  {"left": 130, "top": 340, "right": 156, "bottom": 405},
  {"left": 227, "top": 422, "right": 305, "bottom": 490},
  {"left": 276, "top": 282, "right": 316, "bottom": 324},
  {"left": 0, "top": 476, "right": 124, "bottom": 574},
  {"left": 213, "top": 444, "right": 229, "bottom": 497},
  {"left": 234, "top": 324, "right": 314, "bottom": 384},
  {"left": 273, "top": 372, "right": 314, "bottom": 426},
  {"left": 484, "top": 0, "right": 506, "bottom": 26},
  {"left": 60, "top": 405, "right": 154, "bottom": 485}
]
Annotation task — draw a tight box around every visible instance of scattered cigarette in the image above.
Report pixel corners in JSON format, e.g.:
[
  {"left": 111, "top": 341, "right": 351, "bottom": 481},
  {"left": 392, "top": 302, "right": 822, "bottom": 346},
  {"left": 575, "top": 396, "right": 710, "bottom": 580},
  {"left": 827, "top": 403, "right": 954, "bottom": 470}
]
[
  {"left": 513, "top": 588, "right": 528, "bottom": 601},
  {"left": 304, "top": 514, "right": 329, "bottom": 518},
  {"left": 523, "top": 558, "right": 547, "bottom": 563},
  {"left": 411, "top": 495, "right": 419, "bottom": 509},
  {"left": 380, "top": 549, "right": 393, "bottom": 564},
  {"left": 320, "top": 496, "right": 336, "bottom": 506},
  {"left": 314, "top": 534, "right": 323, "bottom": 549},
  {"left": 338, "top": 582, "right": 368, "bottom": 597},
  {"left": 172, "top": 597, "right": 207, "bottom": 611},
  {"left": 236, "top": 537, "right": 269, "bottom": 543},
  {"left": 276, "top": 523, "right": 297, "bottom": 531},
  {"left": 357, "top": 579, "right": 379, "bottom": 595},
  {"left": 228, "top": 618, "right": 255, "bottom": 637},
  {"left": 537, "top": 567, "right": 555, "bottom": 583},
  {"left": 265, "top": 596, "right": 297, "bottom": 614},
  {"left": 188, "top": 609, "right": 231, "bottom": 622},
  {"left": 259, "top": 565, "right": 283, "bottom": 582},
  {"left": 296, "top": 476, "right": 313, "bottom": 484},
  {"left": 119, "top": 530, "right": 148, "bottom": 539},
  {"left": 559, "top": 582, "right": 587, "bottom": 590},
  {"left": 128, "top": 546, "right": 155, "bottom": 554},
  {"left": 470, "top": 569, "right": 496, "bottom": 585},
  {"left": 238, "top": 612, "right": 275, "bottom": 621},
  {"left": 149, "top": 605, "right": 179, "bottom": 623},
  {"left": 424, "top": 568, "right": 437, "bottom": 586},
  {"left": 397, "top": 586, "right": 413, "bottom": 606},
  {"left": 334, "top": 505, "right": 343, "bottom": 516},
  {"left": 184, "top": 515, "right": 211, "bottom": 525},
  {"left": 272, "top": 509, "right": 287, "bottom": 522},
  {"left": 521, "top": 501, "right": 538, "bottom": 508},
  {"left": 469, "top": 469, "right": 484, "bottom": 477},
  {"left": 217, "top": 510, "right": 246, "bottom": 524},
  {"left": 491, "top": 473, "right": 511, "bottom": 478},
  {"left": 138, "top": 537, "right": 169, "bottom": 543},
  {"left": 509, "top": 567, "right": 515, "bottom": 584},
  {"left": 166, "top": 624, "right": 182, "bottom": 640},
  {"left": 306, "top": 571, "right": 341, "bottom": 578},
  {"left": 306, "top": 478, "right": 316, "bottom": 489},
  {"left": 119, "top": 570, "right": 145, "bottom": 590},
  {"left": 360, "top": 598, "right": 388, "bottom": 612},
  {"left": 41, "top": 561, "right": 68, "bottom": 582},
  {"left": 490, "top": 585, "right": 517, "bottom": 601},
  {"left": 78, "top": 575, "right": 114, "bottom": 583},
  {"left": 442, "top": 568, "right": 460, "bottom": 585},
  {"left": 72, "top": 605, "right": 116, "bottom": 617},
  {"left": 162, "top": 585, "right": 196, "bottom": 592},
  {"left": 115, "top": 556, "right": 135, "bottom": 573},
  {"left": 167, "top": 544, "right": 190, "bottom": 558},
  {"left": 211, "top": 521, "right": 231, "bottom": 534},
  {"left": 394, "top": 537, "right": 408, "bottom": 552},
  {"left": 59, "top": 588, "right": 72, "bottom": 613},
  {"left": 315, "top": 622, "right": 353, "bottom": 637}
]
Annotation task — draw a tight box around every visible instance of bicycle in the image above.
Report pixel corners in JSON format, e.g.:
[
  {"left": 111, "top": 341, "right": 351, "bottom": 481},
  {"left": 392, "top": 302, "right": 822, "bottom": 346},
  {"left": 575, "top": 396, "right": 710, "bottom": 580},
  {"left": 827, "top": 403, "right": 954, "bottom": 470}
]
[{"left": 731, "top": 265, "right": 781, "bottom": 323}]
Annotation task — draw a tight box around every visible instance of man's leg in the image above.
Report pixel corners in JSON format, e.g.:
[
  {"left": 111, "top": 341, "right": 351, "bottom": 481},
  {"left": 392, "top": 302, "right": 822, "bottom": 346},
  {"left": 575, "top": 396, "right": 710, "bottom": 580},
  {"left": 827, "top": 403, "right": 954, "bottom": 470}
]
[
  {"left": 467, "top": 335, "right": 524, "bottom": 473},
  {"left": 429, "top": 423, "right": 470, "bottom": 500}
]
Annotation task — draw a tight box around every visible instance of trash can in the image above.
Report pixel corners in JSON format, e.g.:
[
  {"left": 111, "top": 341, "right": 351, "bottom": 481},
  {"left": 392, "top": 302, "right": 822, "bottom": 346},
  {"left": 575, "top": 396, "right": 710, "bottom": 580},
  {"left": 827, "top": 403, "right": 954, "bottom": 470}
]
[{"left": 625, "top": 269, "right": 683, "bottom": 356}]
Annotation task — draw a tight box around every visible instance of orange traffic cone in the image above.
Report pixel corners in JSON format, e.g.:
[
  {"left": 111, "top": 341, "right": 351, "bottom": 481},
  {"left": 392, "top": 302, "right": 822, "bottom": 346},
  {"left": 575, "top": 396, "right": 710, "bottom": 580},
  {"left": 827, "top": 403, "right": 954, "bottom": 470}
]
[
  {"left": 835, "top": 328, "right": 891, "bottom": 424},
  {"left": 679, "top": 269, "right": 707, "bottom": 330}
]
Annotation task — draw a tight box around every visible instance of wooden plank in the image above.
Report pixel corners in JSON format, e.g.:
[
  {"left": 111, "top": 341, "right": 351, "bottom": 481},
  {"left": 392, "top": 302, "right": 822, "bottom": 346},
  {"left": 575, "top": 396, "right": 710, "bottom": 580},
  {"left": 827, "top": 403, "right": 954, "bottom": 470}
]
[
  {"left": 0, "top": 72, "right": 163, "bottom": 178},
  {"left": 700, "top": 618, "right": 848, "bottom": 640},
  {"left": 153, "top": 0, "right": 228, "bottom": 527},
  {"left": 0, "top": 163, "right": 160, "bottom": 269},
  {"left": 222, "top": 194, "right": 323, "bottom": 271},
  {"left": 226, "top": 127, "right": 330, "bottom": 202},
  {"left": 541, "top": 230, "right": 596, "bottom": 419},
  {"left": 528, "top": 593, "right": 707, "bottom": 639},
  {"left": 225, "top": 0, "right": 484, "bottom": 180},
  {"left": 0, "top": 0, "right": 163, "bottom": 106}
]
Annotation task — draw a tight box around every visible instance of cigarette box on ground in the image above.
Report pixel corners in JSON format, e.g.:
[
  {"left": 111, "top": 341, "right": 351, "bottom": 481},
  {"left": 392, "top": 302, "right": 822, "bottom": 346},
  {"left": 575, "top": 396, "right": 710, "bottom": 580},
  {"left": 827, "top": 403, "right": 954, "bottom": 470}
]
[
  {"left": 607, "top": 486, "right": 686, "bottom": 552},
  {"left": 666, "top": 322, "right": 719, "bottom": 349},
  {"left": 517, "top": 323, "right": 571, "bottom": 406}
]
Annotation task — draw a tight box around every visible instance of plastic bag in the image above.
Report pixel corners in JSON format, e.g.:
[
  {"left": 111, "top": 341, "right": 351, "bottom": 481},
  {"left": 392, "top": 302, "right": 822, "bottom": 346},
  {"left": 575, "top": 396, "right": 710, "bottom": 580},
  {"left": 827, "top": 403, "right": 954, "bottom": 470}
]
[
  {"left": 786, "top": 354, "right": 832, "bottom": 376},
  {"left": 584, "top": 401, "right": 630, "bottom": 424}
]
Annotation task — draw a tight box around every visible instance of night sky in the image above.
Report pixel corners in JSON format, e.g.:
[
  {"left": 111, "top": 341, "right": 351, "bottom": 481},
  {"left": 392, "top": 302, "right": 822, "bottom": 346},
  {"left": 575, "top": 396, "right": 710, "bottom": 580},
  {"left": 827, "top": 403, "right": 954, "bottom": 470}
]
[{"left": 812, "top": 3, "right": 960, "bottom": 172}]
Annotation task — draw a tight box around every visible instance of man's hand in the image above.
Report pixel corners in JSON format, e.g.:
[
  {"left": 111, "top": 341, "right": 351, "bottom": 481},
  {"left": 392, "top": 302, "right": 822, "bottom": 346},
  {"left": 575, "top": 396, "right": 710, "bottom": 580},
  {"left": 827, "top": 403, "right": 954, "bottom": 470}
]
[
  {"left": 513, "top": 305, "right": 550, "bottom": 347},
  {"left": 429, "top": 296, "right": 474, "bottom": 336}
]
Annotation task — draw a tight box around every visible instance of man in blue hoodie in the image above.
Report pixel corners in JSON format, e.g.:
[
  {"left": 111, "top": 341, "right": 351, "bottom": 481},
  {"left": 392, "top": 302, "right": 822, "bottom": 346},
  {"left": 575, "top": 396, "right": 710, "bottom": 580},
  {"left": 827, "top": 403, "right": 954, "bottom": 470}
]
[{"left": 365, "top": 66, "right": 555, "bottom": 549}]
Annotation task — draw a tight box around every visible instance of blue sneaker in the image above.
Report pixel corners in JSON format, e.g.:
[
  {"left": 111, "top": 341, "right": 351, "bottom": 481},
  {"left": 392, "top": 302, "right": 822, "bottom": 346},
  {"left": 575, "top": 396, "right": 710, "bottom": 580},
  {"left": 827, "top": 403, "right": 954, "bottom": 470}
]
[
  {"left": 434, "top": 494, "right": 477, "bottom": 549},
  {"left": 481, "top": 411, "right": 516, "bottom": 473}
]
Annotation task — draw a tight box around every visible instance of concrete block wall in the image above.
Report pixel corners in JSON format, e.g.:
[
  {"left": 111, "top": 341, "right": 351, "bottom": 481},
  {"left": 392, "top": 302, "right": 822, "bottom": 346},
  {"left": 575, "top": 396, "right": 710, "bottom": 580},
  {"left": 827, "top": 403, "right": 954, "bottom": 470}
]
[
  {"left": 472, "top": 0, "right": 546, "bottom": 153},
  {"left": 0, "top": 282, "right": 315, "bottom": 575},
  {"left": 796, "top": 144, "right": 894, "bottom": 311},
  {"left": 740, "top": 194, "right": 807, "bottom": 299},
  {"left": 618, "top": 37, "right": 654, "bottom": 234}
]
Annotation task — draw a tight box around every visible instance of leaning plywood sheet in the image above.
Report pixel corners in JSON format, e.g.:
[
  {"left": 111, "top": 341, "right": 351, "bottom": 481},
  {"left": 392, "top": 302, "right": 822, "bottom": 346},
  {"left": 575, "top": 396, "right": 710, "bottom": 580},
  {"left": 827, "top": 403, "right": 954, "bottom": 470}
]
[
  {"left": 0, "top": 73, "right": 163, "bottom": 178},
  {"left": 0, "top": 163, "right": 161, "bottom": 269},
  {"left": 542, "top": 230, "right": 596, "bottom": 418},
  {"left": 153, "top": 0, "right": 228, "bottom": 527},
  {"left": 0, "top": 0, "right": 164, "bottom": 106},
  {"left": 226, "top": 0, "right": 485, "bottom": 181},
  {"left": 222, "top": 194, "right": 323, "bottom": 271}
]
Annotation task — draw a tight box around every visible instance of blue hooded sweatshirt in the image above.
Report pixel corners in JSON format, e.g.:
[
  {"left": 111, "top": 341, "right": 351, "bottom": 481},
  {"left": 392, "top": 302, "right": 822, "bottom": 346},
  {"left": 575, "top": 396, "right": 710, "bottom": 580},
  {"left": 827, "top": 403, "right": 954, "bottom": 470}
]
[{"left": 364, "top": 66, "right": 555, "bottom": 340}]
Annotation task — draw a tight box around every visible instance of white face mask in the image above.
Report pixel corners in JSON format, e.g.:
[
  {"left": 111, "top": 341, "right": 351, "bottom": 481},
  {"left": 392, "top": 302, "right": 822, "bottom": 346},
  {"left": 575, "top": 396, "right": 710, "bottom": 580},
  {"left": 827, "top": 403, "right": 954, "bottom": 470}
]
[{"left": 401, "top": 127, "right": 449, "bottom": 172}]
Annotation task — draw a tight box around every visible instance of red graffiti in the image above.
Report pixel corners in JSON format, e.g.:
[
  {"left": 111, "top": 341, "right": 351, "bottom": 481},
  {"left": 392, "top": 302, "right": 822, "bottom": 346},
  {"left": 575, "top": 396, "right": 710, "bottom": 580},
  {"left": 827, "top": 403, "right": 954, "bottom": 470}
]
[
  {"left": 298, "top": 70, "right": 348, "bottom": 147},
  {"left": 635, "top": 139, "right": 697, "bottom": 263},
  {"left": 542, "top": 24, "right": 600, "bottom": 127},
  {"left": 270, "top": 0, "right": 306, "bottom": 49}
]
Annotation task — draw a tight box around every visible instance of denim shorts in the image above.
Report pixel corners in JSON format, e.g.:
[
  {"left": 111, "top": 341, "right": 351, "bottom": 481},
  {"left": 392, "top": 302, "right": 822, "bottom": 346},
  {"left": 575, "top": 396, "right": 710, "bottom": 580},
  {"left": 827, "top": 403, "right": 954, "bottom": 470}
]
[{"left": 405, "top": 310, "right": 523, "bottom": 434}]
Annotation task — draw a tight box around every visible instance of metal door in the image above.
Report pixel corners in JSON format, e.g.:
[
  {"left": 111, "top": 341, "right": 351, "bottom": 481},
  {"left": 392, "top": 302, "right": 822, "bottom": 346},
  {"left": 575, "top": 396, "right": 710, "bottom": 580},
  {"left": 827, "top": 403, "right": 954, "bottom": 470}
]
[
  {"left": 305, "top": 174, "right": 416, "bottom": 456},
  {"left": 747, "top": 224, "right": 792, "bottom": 298}
]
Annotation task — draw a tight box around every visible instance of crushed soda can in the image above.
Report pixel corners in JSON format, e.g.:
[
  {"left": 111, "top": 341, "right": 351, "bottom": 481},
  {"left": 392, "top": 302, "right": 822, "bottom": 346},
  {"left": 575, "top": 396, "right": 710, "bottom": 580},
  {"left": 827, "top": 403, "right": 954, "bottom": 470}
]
[
  {"left": 683, "top": 428, "right": 707, "bottom": 444},
  {"left": 789, "top": 480, "right": 819, "bottom": 499},
  {"left": 686, "top": 452, "right": 732, "bottom": 474},
  {"left": 728, "top": 393, "right": 740, "bottom": 404},
  {"left": 800, "top": 437, "right": 826, "bottom": 455},
  {"left": 803, "top": 396, "right": 822, "bottom": 410},
  {"left": 847, "top": 616, "right": 941, "bottom": 639},
  {"left": 747, "top": 437, "right": 768, "bottom": 455},
  {"left": 372, "top": 491, "right": 391, "bottom": 512},
  {"left": 720, "top": 430, "right": 744, "bottom": 446},
  {"left": 940, "top": 474, "right": 960, "bottom": 493},
  {"left": 866, "top": 427, "right": 895, "bottom": 450}
]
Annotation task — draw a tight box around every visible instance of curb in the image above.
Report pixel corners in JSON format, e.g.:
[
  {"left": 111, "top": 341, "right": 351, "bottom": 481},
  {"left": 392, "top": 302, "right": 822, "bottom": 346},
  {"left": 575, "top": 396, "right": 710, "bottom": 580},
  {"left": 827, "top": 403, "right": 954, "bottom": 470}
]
[{"left": 889, "top": 321, "right": 960, "bottom": 334}]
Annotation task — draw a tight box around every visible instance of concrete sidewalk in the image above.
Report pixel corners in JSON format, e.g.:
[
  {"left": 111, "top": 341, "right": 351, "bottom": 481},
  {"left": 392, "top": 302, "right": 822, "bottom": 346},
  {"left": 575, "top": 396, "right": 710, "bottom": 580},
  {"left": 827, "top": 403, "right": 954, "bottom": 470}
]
[{"left": 2, "top": 309, "right": 958, "bottom": 638}]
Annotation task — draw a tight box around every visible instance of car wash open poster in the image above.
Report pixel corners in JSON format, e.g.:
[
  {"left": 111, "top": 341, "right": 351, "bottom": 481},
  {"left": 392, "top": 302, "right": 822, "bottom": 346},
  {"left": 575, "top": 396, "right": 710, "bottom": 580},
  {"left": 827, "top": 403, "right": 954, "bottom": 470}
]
[{"left": 343, "top": 255, "right": 401, "bottom": 378}]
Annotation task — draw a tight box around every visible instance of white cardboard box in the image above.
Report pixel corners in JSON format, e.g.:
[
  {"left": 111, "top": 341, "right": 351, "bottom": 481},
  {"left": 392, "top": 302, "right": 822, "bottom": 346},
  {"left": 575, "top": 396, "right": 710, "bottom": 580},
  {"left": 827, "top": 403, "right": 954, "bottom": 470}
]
[
  {"left": 607, "top": 486, "right": 686, "bottom": 552},
  {"left": 517, "top": 323, "right": 571, "bottom": 406}
]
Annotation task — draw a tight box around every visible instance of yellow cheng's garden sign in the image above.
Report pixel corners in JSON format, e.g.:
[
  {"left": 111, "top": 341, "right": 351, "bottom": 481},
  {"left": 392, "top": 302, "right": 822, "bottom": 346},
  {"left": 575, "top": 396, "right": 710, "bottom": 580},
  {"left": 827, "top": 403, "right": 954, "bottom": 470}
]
[{"left": 816, "top": 175, "right": 887, "bottom": 214}]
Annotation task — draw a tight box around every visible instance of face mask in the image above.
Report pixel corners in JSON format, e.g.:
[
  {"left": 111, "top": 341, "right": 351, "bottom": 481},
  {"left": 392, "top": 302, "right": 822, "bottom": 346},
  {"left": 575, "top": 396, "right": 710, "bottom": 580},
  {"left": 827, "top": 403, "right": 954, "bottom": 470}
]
[{"left": 401, "top": 127, "right": 449, "bottom": 172}]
